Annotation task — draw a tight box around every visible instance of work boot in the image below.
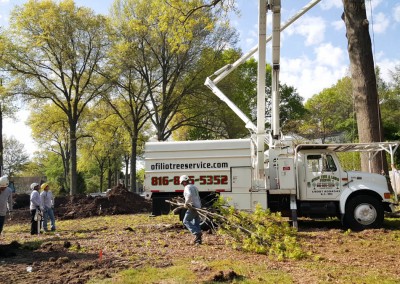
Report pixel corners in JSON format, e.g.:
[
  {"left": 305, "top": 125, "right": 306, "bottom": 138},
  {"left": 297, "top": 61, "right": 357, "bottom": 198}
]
[{"left": 194, "top": 232, "right": 202, "bottom": 245}]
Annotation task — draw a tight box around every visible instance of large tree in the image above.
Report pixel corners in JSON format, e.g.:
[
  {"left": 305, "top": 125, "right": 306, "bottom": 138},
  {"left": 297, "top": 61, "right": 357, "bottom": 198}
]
[
  {"left": 300, "top": 77, "right": 354, "bottom": 143},
  {"left": 342, "top": 0, "right": 386, "bottom": 173},
  {"left": 112, "top": 0, "right": 237, "bottom": 141},
  {"left": 3, "top": 136, "right": 29, "bottom": 177},
  {"left": 0, "top": 0, "right": 110, "bottom": 194},
  {"left": 27, "top": 103, "right": 71, "bottom": 191},
  {"left": 0, "top": 76, "right": 19, "bottom": 176},
  {"left": 380, "top": 65, "right": 400, "bottom": 164},
  {"left": 78, "top": 102, "right": 127, "bottom": 193},
  {"left": 102, "top": 0, "right": 156, "bottom": 192}
]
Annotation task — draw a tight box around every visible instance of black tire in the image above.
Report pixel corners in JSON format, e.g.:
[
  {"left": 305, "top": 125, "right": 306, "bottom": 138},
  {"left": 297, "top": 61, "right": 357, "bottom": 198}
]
[
  {"left": 179, "top": 208, "right": 212, "bottom": 231},
  {"left": 343, "top": 195, "right": 384, "bottom": 231}
]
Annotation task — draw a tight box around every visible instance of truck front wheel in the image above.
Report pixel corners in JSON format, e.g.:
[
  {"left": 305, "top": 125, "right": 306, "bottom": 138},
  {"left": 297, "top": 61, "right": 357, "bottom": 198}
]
[{"left": 343, "top": 195, "right": 384, "bottom": 231}]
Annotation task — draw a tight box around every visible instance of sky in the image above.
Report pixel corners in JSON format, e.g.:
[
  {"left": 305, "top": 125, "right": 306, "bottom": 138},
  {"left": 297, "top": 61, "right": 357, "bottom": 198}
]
[{"left": 1, "top": 0, "right": 400, "bottom": 155}]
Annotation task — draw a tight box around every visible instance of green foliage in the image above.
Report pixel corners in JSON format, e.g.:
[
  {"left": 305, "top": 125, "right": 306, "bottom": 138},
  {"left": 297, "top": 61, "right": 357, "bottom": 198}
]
[
  {"left": 179, "top": 50, "right": 306, "bottom": 140},
  {"left": 337, "top": 152, "right": 361, "bottom": 171},
  {"left": 76, "top": 171, "right": 87, "bottom": 194},
  {"left": 40, "top": 152, "right": 65, "bottom": 195},
  {"left": 3, "top": 0, "right": 110, "bottom": 194},
  {"left": 300, "top": 77, "right": 355, "bottom": 143},
  {"left": 214, "top": 198, "right": 306, "bottom": 260},
  {"left": 136, "top": 168, "right": 145, "bottom": 185},
  {"left": 109, "top": 0, "right": 237, "bottom": 141},
  {"left": 379, "top": 65, "right": 400, "bottom": 163},
  {"left": 78, "top": 102, "right": 127, "bottom": 192},
  {"left": 26, "top": 103, "right": 73, "bottom": 191},
  {"left": 3, "top": 136, "right": 30, "bottom": 177}
]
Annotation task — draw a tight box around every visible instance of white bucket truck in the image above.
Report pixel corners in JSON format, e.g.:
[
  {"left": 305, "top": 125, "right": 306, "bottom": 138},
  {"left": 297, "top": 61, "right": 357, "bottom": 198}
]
[
  {"left": 143, "top": 0, "right": 399, "bottom": 230},
  {"left": 144, "top": 137, "right": 398, "bottom": 230}
]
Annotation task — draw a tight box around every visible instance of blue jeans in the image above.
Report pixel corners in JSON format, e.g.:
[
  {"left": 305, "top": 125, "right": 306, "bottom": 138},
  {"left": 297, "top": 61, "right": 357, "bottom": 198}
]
[
  {"left": 183, "top": 209, "right": 201, "bottom": 235},
  {"left": 43, "top": 207, "right": 56, "bottom": 231}
]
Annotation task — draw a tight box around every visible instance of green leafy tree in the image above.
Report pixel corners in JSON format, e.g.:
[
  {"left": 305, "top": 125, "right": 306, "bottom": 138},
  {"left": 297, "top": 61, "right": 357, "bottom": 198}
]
[
  {"left": 300, "top": 78, "right": 354, "bottom": 143},
  {"left": 19, "top": 153, "right": 47, "bottom": 178},
  {"left": 381, "top": 66, "right": 400, "bottom": 141},
  {"left": 78, "top": 103, "right": 126, "bottom": 192},
  {"left": 0, "top": 0, "right": 110, "bottom": 194},
  {"left": 174, "top": 48, "right": 252, "bottom": 140},
  {"left": 42, "top": 151, "right": 66, "bottom": 195},
  {"left": 0, "top": 76, "right": 19, "bottom": 175},
  {"left": 102, "top": 2, "right": 156, "bottom": 191},
  {"left": 27, "top": 103, "right": 71, "bottom": 191},
  {"left": 110, "top": 0, "right": 237, "bottom": 142},
  {"left": 380, "top": 65, "right": 400, "bottom": 164},
  {"left": 3, "top": 136, "right": 29, "bottom": 177}
]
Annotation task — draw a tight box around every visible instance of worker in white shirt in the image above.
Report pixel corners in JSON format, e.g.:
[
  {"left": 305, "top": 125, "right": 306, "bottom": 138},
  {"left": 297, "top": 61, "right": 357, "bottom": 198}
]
[
  {"left": 30, "top": 183, "right": 42, "bottom": 235},
  {"left": 0, "top": 176, "right": 13, "bottom": 236},
  {"left": 179, "top": 175, "right": 202, "bottom": 245},
  {"left": 40, "top": 183, "right": 56, "bottom": 232}
]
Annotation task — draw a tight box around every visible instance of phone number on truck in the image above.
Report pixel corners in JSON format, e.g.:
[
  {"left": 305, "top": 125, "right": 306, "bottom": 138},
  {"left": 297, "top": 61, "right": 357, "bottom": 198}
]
[{"left": 151, "top": 175, "right": 228, "bottom": 186}]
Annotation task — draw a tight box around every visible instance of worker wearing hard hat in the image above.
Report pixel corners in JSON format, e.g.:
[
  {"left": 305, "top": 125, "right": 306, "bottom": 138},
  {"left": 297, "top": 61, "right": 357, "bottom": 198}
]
[
  {"left": 180, "top": 175, "right": 202, "bottom": 245},
  {"left": 29, "top": 183, "right": 42, "bottom": 235},
  {"left": 0, "top": 175, "right": 13, "bottom": 236},
  {"left": 40, "top": 183, "right": 56, "bottom": 232}
]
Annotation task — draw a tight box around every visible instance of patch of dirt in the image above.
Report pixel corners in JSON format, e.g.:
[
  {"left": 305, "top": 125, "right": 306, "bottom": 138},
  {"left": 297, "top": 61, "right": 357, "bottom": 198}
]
[{"left": 2, "top": 189, "right": 400, "bottom": 284}]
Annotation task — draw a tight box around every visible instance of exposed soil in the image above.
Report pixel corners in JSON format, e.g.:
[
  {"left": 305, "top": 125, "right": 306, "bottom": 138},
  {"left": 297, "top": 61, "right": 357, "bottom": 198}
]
[{"left": 1, "top": 187, "right": 400, "bottom": 284}]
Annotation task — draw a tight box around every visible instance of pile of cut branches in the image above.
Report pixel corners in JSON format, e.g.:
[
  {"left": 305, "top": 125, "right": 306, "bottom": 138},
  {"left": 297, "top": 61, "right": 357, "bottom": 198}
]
[{"left": 167, "top": 197, "right": 306, "bottom": 260}]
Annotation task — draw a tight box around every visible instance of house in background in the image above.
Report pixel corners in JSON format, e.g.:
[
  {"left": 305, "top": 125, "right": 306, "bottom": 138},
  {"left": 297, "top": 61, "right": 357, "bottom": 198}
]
[{"left": 10, "top": 177, "right": 46, "bottom": 194}]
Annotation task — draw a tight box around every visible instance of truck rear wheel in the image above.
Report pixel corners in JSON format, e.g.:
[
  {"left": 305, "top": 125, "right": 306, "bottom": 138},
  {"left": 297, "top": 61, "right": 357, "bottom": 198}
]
[{"left": 343, "top": 195, "right": 384, "bottom": 231}]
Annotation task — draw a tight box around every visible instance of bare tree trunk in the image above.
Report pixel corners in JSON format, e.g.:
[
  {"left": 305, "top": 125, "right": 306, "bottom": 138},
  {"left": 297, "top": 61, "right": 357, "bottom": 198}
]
[
  {"left": 0, "top": 102, "right": 3, "bottom": 176},
  {"left": 124, "top": 154, "right": 129, "bottom": 188},
  {"left": 342, "top": 0, "right": 385, "bottom": 173},
  {"left": 107, "top": 158, "right": 112, "bottom": 189},
  {"left": 99, "top": 162, "right": 105, "bottom": 192},
  {"left": 130, "top": 137, "right": 137, "bottom": 193},
  {"left": 69, "top": 124, "right": 78, "bottom": 195}
]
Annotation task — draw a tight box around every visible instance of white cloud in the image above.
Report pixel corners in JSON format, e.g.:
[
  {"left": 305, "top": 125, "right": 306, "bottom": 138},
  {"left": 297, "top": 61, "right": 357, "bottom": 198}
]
[
  {"left": 371, "top": 12, "right": 390, "bottom": 34},
  {"left": 4, "top": 110, "right": 37, "bottom": 156},
  {"left": 376, "top": 58, "right": 400, "bottom": 84},
  {"left": 280, "top": 50, "right": 348, "bottom": 101},
  {"left": 368, "top": 0, "right": 383, "bottom": 11},
  {"left": 315, "top": 43, "right": 345, "bottom": 68},
  {"left": 394, "top": 4, "right": 400, "bottom": 22},
  {"left": 292, "top": 16, "right": 326, "bottom": 46},
  {"left": 332, "top": 20, "right": 344, "bottom": 31},
  {"left": 320, "top": 0, "right": 342, "bottom": 10}
]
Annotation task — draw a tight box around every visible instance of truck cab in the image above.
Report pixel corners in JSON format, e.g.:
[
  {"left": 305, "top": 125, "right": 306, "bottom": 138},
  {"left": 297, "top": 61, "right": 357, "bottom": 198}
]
[{"left": 287, "top": 144, "right": 395, "bottom": 230}]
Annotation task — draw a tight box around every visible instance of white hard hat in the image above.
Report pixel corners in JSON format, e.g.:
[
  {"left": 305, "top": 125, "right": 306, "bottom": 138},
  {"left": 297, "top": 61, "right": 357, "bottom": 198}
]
[
  {"left": 0, "top": 176, "right": 9, "bottom": 187},
  {"left": 30, "top": 183, "right": 39, "bottom": 190},
  {"left": 179, "top": 175, "right": 189, "bottom": 184}
]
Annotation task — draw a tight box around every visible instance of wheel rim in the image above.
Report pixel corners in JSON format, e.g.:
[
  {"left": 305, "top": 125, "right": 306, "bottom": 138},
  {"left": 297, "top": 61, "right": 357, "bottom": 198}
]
[{"left": 354, "top": 203, "right": 377, "bottom": 225}]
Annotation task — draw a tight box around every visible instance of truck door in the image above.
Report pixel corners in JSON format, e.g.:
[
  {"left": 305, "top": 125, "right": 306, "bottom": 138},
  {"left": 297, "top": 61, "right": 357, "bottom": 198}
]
[{"left": 304, "top": 153, "right": 342, "bottom": 200}]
